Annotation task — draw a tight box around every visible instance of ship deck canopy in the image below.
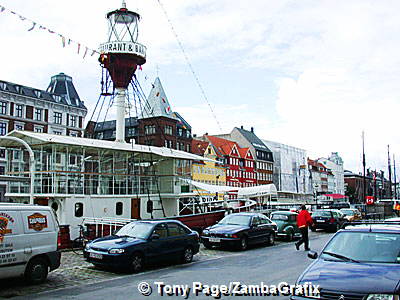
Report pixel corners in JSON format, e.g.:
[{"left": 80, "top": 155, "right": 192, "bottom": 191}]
[
  {"left": 0, "top": 131, "right": 215, "bottom": 162},
  {"left": 237, "top": 184, "right": 278, "bottom": 198},
  {"left": 182, "top": 179, "right": 278, "bottom": 197}
]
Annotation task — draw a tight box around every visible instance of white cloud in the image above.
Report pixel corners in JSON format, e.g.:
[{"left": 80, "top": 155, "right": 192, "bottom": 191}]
[{"left": 0, "top": 0, "right": 400, "bottom": 175}]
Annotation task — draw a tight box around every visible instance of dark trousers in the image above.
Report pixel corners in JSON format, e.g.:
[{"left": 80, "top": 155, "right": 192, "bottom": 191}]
[{"left": 296, "top": 227, "right": 309, "bottom": 250}]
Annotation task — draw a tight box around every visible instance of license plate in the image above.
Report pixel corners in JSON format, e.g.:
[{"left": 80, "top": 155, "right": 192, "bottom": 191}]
[
  {"left": 89, "top": 253, "right": 103, "bottom": 259},
  {"left": 316, "top": 220, "right": 325, "bottom": 223},
  {"left": 209, "top": 238, "right": 221, "bottom": 243}
]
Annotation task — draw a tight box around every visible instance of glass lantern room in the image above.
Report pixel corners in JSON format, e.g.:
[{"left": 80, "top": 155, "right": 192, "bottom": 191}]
[{"left": 106, "top": 3, "right": 140, "bottom": 43}]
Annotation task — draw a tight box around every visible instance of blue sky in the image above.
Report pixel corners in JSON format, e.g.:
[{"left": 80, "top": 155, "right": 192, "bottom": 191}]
[{"left": 0, "top": 0, "right": 399, "bottom": 176}]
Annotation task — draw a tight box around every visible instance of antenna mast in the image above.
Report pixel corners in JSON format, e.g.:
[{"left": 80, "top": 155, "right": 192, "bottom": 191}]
[
  {"left": 362, "top": 131, "right": 366, "bottom": 204},
  {"left": 388, "top": 145, "right": 392, "bottom": 199}
]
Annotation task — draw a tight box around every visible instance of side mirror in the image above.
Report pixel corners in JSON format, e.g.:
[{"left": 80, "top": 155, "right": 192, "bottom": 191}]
[
  {"left": 151, "top": 233, "right": 160, "bottom": 240},
  {"left": 308, "top": 251, "right": 318, "bottom": 259}
]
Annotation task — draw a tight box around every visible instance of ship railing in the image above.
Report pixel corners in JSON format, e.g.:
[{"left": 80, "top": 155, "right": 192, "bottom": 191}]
[{"left": 83, "top": 217, "right": 136, "bottom": 239}]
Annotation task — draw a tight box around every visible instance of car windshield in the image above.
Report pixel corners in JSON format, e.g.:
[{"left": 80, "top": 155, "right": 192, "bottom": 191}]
[
  {"left": 219, "top": 215, "right": 251, "bottom": 226},
  {"left": 271, "top": 214, "right": 289, "bottom": 221},
  {"left": 116, "top": 222, "right": 154, "bottom": 239},
  {"left": 322, "top": 231, "right": 400, "bottom": 263},
  {"left": 341, "top": 210, "right": 355, "bottom": 216},
  {"left": 313, "top": 211, "right": 331, "bottom": 217}
]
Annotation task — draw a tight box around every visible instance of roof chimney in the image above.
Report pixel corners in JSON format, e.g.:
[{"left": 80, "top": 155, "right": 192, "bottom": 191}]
[
  {"left": 241, "top": 125, "right": 244, "bottom": 129},
  {"left": 251, "top": 127, "right": 254, "bottom": 133}
]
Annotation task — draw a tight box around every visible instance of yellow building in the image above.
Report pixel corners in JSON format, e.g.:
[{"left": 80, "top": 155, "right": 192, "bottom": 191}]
[{"left": 191, "top": 140, "right": 226, "bottom": 200}]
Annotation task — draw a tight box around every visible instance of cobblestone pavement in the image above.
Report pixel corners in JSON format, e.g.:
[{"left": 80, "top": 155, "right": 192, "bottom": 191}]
[{"left": 0, "top": 231, "right": 326, "bottom": 299}]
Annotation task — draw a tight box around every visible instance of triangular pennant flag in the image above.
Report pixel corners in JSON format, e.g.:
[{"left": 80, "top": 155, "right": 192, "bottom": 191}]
[
  {"left": 156, "top": 92, "right": 160, "bottom": 97},
  {"left": 0, "top": 6, "right": 5, "bottom": 13},
  {"left": 139, "top": 65, "right": 143, "bottom": 71},
  {"left": 61, "top": 36, "right": 66, "bottom": 47},
  {"left": 10, "top": 11, "right": 16, "bottom": 15},
  {"left": 39, "top": 25, "right": 46, "bottom": 30},
  {"left": 77, "top": 43, "right": 81, "bottom": 54},
  {"left": 48, "top": 29, "right": 55, "bottom": 34},
  {"left": 83, "top": 47, "right": 88, "bottom": 58},
  {"left": 27, "top": 21, "right": 36, "bottom": 31},
  {"left": 18, "top": 15, "right": 26, "bottom": 21},
  {"left": 91, "top": 50, "right": 96, "bottom": 56}
]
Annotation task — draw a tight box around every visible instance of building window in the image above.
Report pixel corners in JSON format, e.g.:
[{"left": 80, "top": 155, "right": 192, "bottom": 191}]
[
  {"left": 34, "top": 126, "right": 43, "bottom": 133},
  {"left": 54, "top": 112, "right": 62, "bottom": 125},
  {"left": 164, "top": 125, "right": 173, "bottom": 135},
  {"left": 0, "top": 122, "right": 7, "bottom": 136},
  {"left": 144, "top": 125, "right": 156, "bottom": 135},
  {"left": 186, "top": 144, "right": 190, "bottom": 152},
  {"left": 15, "top": 104, "right": 23, "bottom": 118},
  {"left": 177, "top": 128, "right": 183, "bottom": 136},
  {"left": 35, "top": 108, "right": 43, "bottom": 121},
  {"left": 75, "top": 203, "right": 84, "bottom": 217},
  {"left": 116, "top": 202, "right": 123, "bottom": 216},
  {"left": 70, "top": 115, "right": 77, "bottom": 127},
  {"left": 0, "top": 149, "right": 5, "bottom": 158},
  {"left": 0, "top": 102, "right": 7, "bottom": 115},
  {"left": 70, "top": 131, "right": 78, "bottom": 137},
  {"left": 128, "top": 127, "right": 135, "bottom": 136},
  {"left": 53, "top": 131, "right": 62, "bottom": 135},
  {"left": 0, "top": 166, "right": 4, "bottom": 175},
  {"left": 15, "top": 124, "right": 24, "bottom": 131}
]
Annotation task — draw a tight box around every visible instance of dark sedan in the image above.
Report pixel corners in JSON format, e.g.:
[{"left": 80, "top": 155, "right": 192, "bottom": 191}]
[
  {"left": 311, "top": 209, "right": 345, "bottom": 232},
  {"left": 292, "top": 223, "right": 400, "bottom": 300},
  {"left": 201, "top": 212, "right": 277, "bottom": 251},
  {"left": 83, "top": 220, "right": 200, "bottom": 272}
]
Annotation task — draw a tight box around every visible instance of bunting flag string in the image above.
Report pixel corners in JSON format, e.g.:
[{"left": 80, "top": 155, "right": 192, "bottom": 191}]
[{"left": 0, "top": 4, "right": 99, "bottom": 59}]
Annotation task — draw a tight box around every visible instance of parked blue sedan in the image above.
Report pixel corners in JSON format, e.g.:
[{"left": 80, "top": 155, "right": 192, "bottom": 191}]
[
  {"left": 292, "top": 222, "right": 400, "bottom": 299},
  {"left": 84, "top": 220, "right": 200, "bottom": 272},
  {"left": 201, "top": 212, "right": 277, "bottom": 251}
]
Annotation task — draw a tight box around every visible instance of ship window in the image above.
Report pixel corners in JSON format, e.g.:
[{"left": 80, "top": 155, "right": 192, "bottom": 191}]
[
  {"left": 75, "top": 202, "right": 84, "bottom": 217},
  {"left": 116, "top": 202, "right": 123, "bottom": 215}
]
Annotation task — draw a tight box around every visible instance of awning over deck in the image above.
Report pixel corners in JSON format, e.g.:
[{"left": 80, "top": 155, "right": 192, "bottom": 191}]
[
  {"left": 0, "top": 131, "right": 216, "bottom": 162},
  {"left": 182, "top": 179, "right": 278, "bottom": 197},
  {"left": 237, "top": 184, "right": 278, "bottom": 198},
  {"left": 181, "top": 179, "right": 238, "bottom": 193}
]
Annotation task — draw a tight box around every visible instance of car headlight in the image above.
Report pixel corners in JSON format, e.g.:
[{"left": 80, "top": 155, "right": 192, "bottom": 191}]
[
  {"left": 109, "top": 248, "right": 125, "bottom": 254},
  {"left": 85, "top": 244, "right": 91, "bottom": 251},
  {"left": 202, "top": 230, "right": 209, "bottom": 236},
  {"left": 366, "top": 295, "right": 398, "bottom": 300}
]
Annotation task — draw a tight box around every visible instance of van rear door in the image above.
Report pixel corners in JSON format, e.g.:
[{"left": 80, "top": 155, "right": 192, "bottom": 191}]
[
  {"left": 19, "top": 209, "right": 58, "bottom": 256},
  {"left": 0, "top": 210, "right": 27, "bottom": 279}
]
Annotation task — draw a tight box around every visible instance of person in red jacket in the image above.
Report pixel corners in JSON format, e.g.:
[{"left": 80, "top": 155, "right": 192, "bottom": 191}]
[{"left": 295, "top": 204, "right": 314, "bottom": 251}]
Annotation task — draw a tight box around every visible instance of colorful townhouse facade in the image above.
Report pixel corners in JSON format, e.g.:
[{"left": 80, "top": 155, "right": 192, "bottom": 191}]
[
  {"left": 203, "top": 135, "right": 256, "bottom": 198},
  {"left": 191, "top": 139, "right": 226, "bottom": 200}
]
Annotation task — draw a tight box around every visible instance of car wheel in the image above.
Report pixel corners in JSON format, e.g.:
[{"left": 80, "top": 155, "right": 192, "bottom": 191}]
[
  {"left": 130, "top": 253, "right": 144, "bottom": 273},
  {"left": 25, "top": 257, "right": 49, "bottom": 284},
  {"left": 267, "top": 233, "right": 275, "bottom": 246},
  {"left": 182, "top": 247, "right": 194, "bottom": 264},
  {"left": 310, "top": 226, "right": 316, "bottom": 232},
  {"left": 286, "top": 231, "right": 294, "bottom": 242},
  {"left": 238, "top": 237, "right": 248, "bottom": 251}
]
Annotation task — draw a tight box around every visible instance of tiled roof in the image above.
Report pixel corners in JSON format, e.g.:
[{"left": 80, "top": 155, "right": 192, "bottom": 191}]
[
  {"left": 140, "top": 77, "right": 178, "bottom": 120},
  {"left": 238, "top": 147, "right": 252, "bottom": 159},
  {"left": 235, "top": 127, "right": 272, "bottom": 153},
  {"left": 0, "top": 73, "right": 87, "bottom": 110},
  {"left": 205, "top": 135, "right": 246, "bottom": 159},
  {"left": 191, "top": 139, "right": 209, "bottom": 156},
  {"left": 173, "top": 111, "right": 191, "bottom": 130}
]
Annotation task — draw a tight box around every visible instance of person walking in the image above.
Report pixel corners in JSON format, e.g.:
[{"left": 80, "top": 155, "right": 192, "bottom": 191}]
[{"left": 295, "top": 204, "right": 313, "bottom": 251}]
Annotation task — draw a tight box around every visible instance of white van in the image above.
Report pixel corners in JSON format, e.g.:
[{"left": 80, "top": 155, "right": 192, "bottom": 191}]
[{"left": 0, "top": 203, "right": 61, "bottom": 284}]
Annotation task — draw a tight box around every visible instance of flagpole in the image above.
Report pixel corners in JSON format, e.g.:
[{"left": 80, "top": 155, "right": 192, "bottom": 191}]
[
  {"left": 394, "top": 154, "right": 397, "bottom": 200},
  {"left": 388, "top": 145, "right": 392, "bottom": 199},
  {"left": 362, "top": 131, "right": 366, "bottom": 204}
]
